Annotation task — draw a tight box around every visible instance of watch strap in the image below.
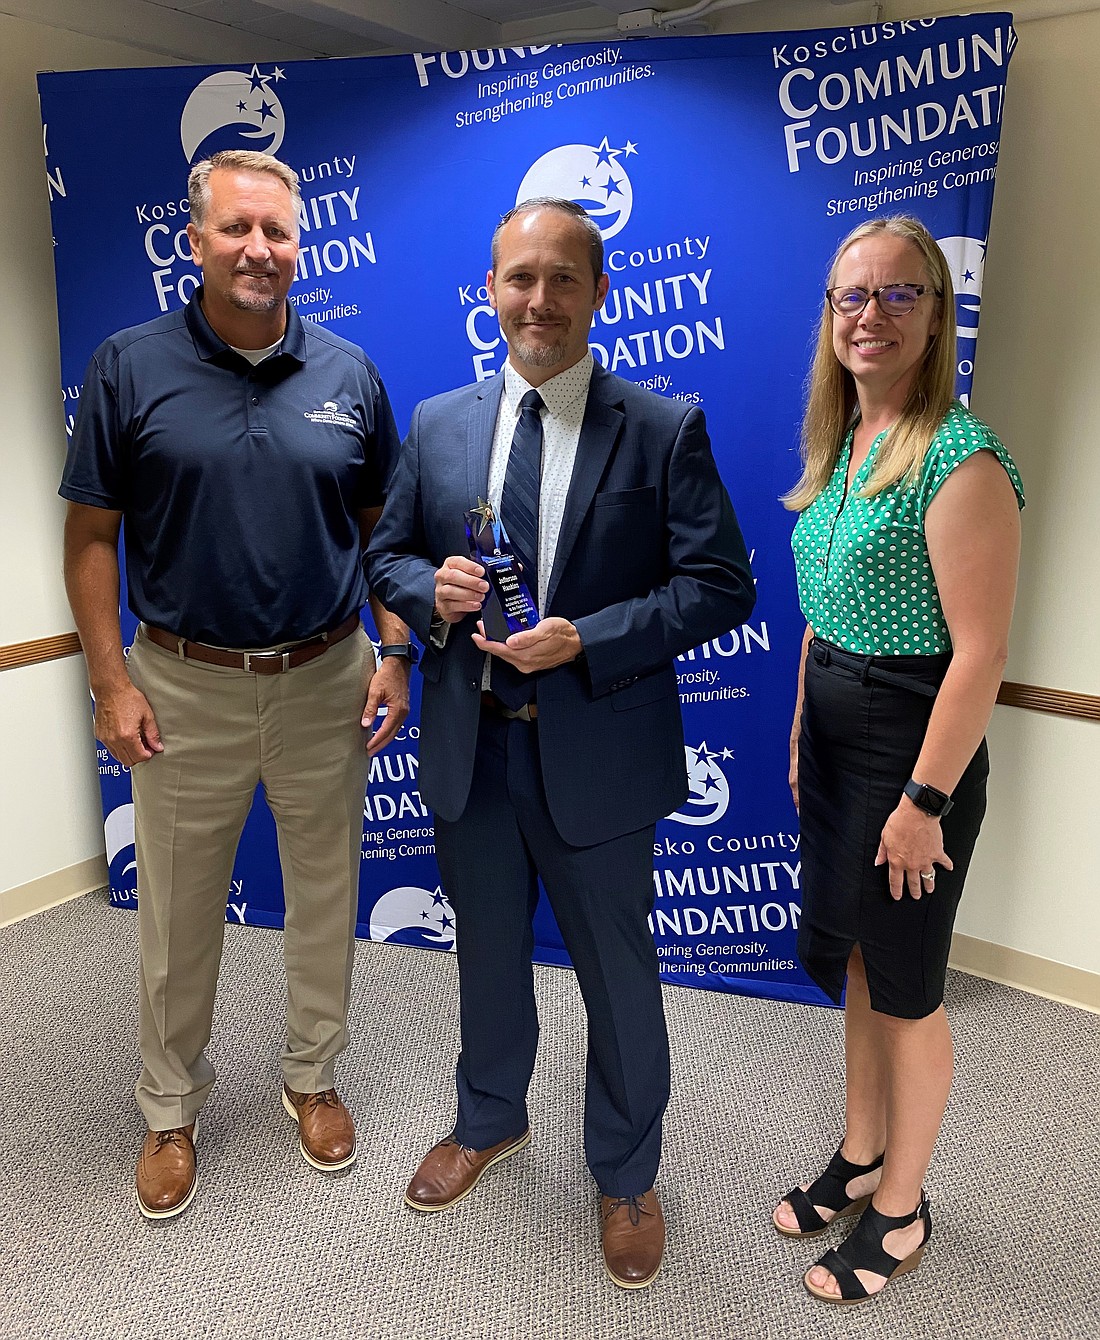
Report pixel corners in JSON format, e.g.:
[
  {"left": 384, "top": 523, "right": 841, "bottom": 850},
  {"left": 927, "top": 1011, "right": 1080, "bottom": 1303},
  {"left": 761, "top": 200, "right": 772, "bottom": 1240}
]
[
  {"left": 903, "top": 778, "right": 954, "bottom": 817},
  {"left": 378, "top": 642, "right": 419, "bottom": 664}
]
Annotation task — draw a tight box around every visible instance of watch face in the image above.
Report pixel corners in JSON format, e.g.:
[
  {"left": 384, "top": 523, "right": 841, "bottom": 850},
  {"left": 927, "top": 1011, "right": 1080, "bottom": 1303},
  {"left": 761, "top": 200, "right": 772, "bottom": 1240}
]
[
  {"left": 921, "top": 788, "right": 947, "bottom": 815},
  {"left": 906, "top": 779, "right": 949, "bottom": 816}
]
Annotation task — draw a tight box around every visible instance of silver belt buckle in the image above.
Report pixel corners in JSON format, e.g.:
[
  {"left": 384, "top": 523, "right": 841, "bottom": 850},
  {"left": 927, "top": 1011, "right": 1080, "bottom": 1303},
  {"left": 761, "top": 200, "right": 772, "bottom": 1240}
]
[{"left": 242, "top": 649, "right": 291, "bottom": 673}]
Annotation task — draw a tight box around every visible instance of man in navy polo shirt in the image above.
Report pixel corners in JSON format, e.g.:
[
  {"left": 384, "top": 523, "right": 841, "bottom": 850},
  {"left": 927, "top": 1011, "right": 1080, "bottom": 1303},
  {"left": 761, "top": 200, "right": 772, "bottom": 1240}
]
[{"left": 61, "top": 150, "right": 411, "bottom": 1220}]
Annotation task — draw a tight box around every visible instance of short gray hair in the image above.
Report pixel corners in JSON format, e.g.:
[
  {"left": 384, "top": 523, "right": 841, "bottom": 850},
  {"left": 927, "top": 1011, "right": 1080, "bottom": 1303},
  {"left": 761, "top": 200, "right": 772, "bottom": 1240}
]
[
  {"left": 491, "top": 197, "right": 604, "bottom": 286},
  {"left": 188, "top": 150, "right": 301, "bottom": 233}
]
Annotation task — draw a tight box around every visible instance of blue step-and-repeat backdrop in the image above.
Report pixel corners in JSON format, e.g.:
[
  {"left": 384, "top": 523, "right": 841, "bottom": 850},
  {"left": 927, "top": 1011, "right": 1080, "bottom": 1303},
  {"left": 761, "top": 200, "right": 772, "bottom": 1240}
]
[{"left": 39, "top": 13, "right": 1014, "bottom": 1005}]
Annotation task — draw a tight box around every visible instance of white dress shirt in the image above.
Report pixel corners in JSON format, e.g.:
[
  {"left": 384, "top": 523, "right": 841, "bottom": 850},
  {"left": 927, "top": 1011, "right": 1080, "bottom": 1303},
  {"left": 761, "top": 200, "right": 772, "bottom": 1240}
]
[{"left": 478, "top": 352, "right": 594, "bottom": 686}]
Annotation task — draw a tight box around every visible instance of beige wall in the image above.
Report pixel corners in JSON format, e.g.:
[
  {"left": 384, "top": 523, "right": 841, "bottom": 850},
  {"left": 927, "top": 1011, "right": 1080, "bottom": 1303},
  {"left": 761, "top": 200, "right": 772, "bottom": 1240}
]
[
  {"left": 950, "top": 5, "right": 1100, "bottom": 976},
  {"left": 2, "top": 5, "right": 1097, "bottom": 979},
  {"left": 0, "top": 14, "right": 181, "bottom": 918}
]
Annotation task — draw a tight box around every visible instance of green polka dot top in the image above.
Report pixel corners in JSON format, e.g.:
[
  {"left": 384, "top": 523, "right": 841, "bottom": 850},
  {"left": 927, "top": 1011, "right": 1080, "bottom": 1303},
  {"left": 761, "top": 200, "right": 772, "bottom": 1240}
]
[{"left": 791, "top": 401, "right": 1024, "bottom": 656}]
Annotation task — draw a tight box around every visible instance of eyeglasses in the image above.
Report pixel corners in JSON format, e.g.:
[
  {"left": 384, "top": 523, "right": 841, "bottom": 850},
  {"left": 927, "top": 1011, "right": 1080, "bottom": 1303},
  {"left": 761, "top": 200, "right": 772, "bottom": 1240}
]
[{"left": 825, "top": 284, "right": 941, "bottom": 317}]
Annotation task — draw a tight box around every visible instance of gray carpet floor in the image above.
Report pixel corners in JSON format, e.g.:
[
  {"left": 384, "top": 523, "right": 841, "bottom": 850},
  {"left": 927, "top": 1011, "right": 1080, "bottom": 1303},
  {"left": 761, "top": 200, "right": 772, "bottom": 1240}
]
[{"left": 1, "top": 889, "right": 1097, "bottom": 1340}]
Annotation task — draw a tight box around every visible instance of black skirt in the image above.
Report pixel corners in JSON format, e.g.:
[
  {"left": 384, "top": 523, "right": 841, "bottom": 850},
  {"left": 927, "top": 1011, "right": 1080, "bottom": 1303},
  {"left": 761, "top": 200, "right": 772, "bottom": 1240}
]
[{"left": 797, "top": 638, "right": 989, "bottom": 1019}]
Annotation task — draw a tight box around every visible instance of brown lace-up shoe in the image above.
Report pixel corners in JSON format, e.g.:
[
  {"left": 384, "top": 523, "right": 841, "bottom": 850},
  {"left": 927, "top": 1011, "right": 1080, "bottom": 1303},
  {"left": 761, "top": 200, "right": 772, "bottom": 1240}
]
[
  {"left": 602, "top": 1188, "right": 665, "bottom": 1289},
  {"left": 282, "top": 1085, "right": 356, "bottom": 1171},
  {"left": 136, "top": 1121, "right": 197, "bottom": 1220},
  {"left": 404, "top": 1129, "right": 531, "bottom": 1211}
]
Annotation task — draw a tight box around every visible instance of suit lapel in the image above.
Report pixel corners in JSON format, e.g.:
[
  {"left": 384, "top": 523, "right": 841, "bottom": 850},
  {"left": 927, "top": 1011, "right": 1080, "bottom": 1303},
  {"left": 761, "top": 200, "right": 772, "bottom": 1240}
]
[
  {"left": 466, "top": 376, "right": 506, "bottom": 509},
  {"left": 546, "top": 367, "right": 624, "bottom": 611}
]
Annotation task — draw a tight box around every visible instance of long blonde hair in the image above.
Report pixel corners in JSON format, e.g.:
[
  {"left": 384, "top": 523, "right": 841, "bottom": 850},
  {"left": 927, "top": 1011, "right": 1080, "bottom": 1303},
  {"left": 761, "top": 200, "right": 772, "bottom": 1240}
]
[{"left": 782, "top": 216, "right": 957, "bottom": 511}]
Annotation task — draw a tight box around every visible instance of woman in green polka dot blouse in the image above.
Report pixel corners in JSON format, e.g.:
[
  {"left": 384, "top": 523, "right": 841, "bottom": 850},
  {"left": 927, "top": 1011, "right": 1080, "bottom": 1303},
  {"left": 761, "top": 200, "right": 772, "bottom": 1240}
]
[{"left": 773, "top": 216, "right": 1024, "bottom": 1305}]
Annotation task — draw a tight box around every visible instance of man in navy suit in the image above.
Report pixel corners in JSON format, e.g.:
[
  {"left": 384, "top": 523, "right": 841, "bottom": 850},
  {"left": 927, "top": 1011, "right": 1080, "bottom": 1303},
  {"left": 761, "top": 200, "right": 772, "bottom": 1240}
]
[{"left": 367, "top": 198, "right": 754, "bottom": 1287}]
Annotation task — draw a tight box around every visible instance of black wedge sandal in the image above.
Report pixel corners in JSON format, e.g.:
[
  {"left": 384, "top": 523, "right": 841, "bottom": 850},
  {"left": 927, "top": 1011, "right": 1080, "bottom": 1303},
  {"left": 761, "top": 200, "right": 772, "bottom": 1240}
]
[
  {"left": 804, "top": 1192, "right": 932, "bottom": 1304},
  {"left": 773, "top": 1145, "right": 885, "bottom": 1238}
]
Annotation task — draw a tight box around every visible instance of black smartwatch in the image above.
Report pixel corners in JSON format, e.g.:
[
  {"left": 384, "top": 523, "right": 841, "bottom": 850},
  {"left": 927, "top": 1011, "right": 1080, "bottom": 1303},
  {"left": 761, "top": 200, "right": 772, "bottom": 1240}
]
[
  {"left": 378, "top": 642, "right": 419, "bottom": 665},
  {"left": 903, "top": 778, "right": 954, "bottom": 818}
]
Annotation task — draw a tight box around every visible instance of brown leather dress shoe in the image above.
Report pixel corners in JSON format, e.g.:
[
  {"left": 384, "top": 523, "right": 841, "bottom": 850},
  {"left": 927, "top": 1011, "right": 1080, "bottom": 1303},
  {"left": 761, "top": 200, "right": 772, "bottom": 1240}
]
[
  {"left": 282, "top": 1085, "right": 356, "bottom": 1171},
  {"left": 602, "top": 1188, "right": 665, "bottom": 1289},
  {"left": 136, "top": 1121, "right": 197, "bottom": 1220},
  {"left": 404, "top": 1129, "right": 531, "bottom": 1212}
]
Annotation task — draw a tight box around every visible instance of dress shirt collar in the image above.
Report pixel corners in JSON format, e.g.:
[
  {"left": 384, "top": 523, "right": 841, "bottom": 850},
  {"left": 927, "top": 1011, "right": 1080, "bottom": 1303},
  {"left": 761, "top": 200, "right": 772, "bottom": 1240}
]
[{"left": 502, "top": 351, "right": 594, "bottom": 420}]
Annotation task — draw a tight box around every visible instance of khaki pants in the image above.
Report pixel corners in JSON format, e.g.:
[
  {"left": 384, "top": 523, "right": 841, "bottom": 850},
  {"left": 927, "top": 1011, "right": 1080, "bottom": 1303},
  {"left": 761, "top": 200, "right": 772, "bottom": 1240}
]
[{"left": 126, "top": 624, "right": 373, "bottom": 1129}]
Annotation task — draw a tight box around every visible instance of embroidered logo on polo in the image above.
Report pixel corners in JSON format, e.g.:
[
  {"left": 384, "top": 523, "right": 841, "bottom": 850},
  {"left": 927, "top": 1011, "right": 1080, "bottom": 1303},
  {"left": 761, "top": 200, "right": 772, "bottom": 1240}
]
[
  {"left": 303, "top": 400, "right": 358, "bottom": 427},
  {"left": 180, "top": 64, "right": 288, "bottom": 164}
]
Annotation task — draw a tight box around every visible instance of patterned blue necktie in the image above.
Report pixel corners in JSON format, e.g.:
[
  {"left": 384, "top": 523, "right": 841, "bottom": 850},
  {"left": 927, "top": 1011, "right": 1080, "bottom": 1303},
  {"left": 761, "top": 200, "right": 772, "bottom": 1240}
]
[
  {"left": 491, "top": 388, "right": 543, "bottom": 708},
  {"left": 500, "top": 389, "right": 544, "bottom": 593}
]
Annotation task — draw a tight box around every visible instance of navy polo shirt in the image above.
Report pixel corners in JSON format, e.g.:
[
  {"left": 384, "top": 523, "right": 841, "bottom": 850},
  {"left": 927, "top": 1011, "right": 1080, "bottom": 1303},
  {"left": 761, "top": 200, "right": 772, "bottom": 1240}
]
[{"left": 60, "top": 289, "right": 400, "bottom": 646}]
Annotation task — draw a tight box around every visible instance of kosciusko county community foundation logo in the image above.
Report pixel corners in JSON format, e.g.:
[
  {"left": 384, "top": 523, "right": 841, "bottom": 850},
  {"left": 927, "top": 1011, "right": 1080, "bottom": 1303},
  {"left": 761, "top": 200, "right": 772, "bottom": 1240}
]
[
  {"left": 668, "top": 742, "right": 734, "bottom": 826},
  {"left": 180, "top": 64, "right": 288, "bottom": 163},
  {"left": 105, "top": 802, "right": 137, "bottom": 885},
  {"left": 936, "top": 235, "right": 986, "bottom": 341},
  {"left": 369, "top": 886, "right": 457, "bottom": 951},
  {"left": 516, "top": 137, "right": 638, "bottom": 239},
  {"left": 304, "top": 400, "right": 358, "bottom": 427}
]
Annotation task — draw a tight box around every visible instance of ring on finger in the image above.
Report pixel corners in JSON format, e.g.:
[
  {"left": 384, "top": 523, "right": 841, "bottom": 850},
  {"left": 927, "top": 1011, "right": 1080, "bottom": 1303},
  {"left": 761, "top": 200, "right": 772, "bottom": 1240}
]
[{"left": 920, "top": 870, "right": 936, "bottom": 882}]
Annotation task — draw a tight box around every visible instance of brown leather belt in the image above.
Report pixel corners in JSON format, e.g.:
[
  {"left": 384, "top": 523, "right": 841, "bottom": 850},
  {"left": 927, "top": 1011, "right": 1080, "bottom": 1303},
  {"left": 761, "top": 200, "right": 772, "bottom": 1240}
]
[
  {"left": 480, "top": 690, "right": 538, "bottom": 721},
  {"left": 144, "top": 613, "right": 360, "bottom": 674}
]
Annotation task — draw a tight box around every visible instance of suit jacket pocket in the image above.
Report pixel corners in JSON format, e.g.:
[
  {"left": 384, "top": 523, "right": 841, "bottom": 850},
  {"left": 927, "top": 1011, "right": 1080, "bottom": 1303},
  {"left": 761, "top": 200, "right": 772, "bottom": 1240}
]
[
  {"left": 419, "top": 649, "right": 444, "bottom": 683},
  {"left": 610, "top": 665, "right": 674, "bottom": 711},
  {"left": 593, "top": 485, "right": 656, "bottom": 509}
]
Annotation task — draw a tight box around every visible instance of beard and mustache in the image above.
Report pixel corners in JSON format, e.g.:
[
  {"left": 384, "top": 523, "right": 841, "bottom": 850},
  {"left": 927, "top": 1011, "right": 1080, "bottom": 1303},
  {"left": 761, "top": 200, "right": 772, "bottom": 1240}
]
[{"left": 227, "top": 265, "right": 283, "bottom": 312}]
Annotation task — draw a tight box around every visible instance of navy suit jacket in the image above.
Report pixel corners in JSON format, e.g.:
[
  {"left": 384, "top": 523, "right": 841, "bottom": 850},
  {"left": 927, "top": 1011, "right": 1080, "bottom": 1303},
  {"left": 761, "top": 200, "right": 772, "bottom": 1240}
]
[{"left": 367, "top": 362, "right": 755, "bottom": 847}]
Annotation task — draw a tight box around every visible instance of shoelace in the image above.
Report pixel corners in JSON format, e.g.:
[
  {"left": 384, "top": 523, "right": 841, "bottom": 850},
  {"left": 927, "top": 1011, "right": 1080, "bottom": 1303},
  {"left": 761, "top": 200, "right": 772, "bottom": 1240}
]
[
  {"left": 301, "top": 1089, "right": 341, "bottom": 1113},
  {"left": 153, "top": 1129, "right": 192, "bottom": 1151},
  {"left": 441, "top": 1138, "right": 480, "bottom": 1159},
  {"left": 604, "top": 1195, "right": 651, "bottom": 1227}
]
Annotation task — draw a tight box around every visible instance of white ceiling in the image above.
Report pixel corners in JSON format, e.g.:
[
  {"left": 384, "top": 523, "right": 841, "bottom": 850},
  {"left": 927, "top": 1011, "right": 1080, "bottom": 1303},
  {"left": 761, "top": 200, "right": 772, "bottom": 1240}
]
[{"left": 2, "top": 0, "right": 839, "bottom": 64}]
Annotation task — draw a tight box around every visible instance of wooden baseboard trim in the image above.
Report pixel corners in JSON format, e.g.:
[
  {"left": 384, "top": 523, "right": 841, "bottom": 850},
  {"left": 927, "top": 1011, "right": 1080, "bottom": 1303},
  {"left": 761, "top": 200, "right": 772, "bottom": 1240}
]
[
  {"left": 0, "top": 854, "right": 108, "bottom": 929},
  {"left": 2, "top": 633, "right": 1100, "bottom": 723},
  {"left": 950, "top": 932, "right": 1100, "bottom": 1013},
  {"left": 997, "top": 681, "right": 1100, "bottom": 722},
  {"left": 0, "top": 632, "right": 82, "bottom": 672}
]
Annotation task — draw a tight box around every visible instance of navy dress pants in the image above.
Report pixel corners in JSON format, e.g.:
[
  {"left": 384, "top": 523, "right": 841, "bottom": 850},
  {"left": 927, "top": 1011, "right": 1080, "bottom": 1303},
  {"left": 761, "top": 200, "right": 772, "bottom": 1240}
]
[{"left": 433, "top": 708, "right": 670, "bottom": 1198}]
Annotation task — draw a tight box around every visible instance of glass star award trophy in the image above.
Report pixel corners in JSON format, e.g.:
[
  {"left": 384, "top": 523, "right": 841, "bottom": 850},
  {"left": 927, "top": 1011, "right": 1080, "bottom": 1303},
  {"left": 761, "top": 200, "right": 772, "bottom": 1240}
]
[{"left": 463, "top": 497, "right": 539, "bottom": 641}]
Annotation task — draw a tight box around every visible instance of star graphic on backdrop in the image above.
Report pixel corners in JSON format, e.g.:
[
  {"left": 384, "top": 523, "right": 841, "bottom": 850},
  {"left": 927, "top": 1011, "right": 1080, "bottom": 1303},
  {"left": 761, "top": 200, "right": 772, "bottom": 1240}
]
[
  {"left": 720, "top": 748, "right": 735, "bottom": 760},
  {"left": 621, "top": 141, "right": 638, "bottom": 156},
  {"left": 271, "top": 66, "right": 286, "bottom": 81},
  {"left": 236, "top": 100, "right": 248, "bottom": 113},
  {"left": 246, "top": 63, "right": 268, "bottom": 92},
  {"left": 963, "top": 268, "right": 975, "bottom": 283},
  {"left": 580, "top": 175, "right": 592, "bottom": 188},
  {"left": 700, "top": 776, "right": 722, "bottom": 796},
  {"left": 439, "top": 914, "right": 454, "bottom": 931},
  {"left": 258, "top": 100, "right": 277, "bottom": 122},
  {"left": 602, "top": 175, "right": 623, "bottom": 199},
  {"left": 420, "top": 910, "right": 430, "bottom": 920},
  {"left": 593, "top": 136, "right": 619, "bottom": 167},
  {"left": 431, "top": 890, "right": 447, "bottom": 906}
]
